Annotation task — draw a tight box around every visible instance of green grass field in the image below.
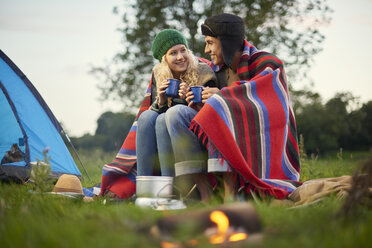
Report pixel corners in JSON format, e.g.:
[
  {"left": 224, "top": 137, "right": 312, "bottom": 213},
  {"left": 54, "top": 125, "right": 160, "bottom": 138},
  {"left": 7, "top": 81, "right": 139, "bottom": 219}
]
[{"left": 0, "top": 150, "right": 371, "bottom": 248}]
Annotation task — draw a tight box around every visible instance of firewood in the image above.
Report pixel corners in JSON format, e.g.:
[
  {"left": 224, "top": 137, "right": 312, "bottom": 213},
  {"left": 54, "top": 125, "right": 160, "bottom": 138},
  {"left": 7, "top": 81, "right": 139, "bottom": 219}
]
[{"left": 153, "top": 202, "right": 261, "bottom": 241}]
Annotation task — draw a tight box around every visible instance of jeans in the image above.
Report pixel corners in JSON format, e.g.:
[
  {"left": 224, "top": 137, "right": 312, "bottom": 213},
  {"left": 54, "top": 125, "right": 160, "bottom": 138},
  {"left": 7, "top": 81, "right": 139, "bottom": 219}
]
[
  {"left": 165, "top": 105, "right": 230, "bottom": 176},
  {"left": 136, "top": 110, "right": 174, "bottom": 176}
]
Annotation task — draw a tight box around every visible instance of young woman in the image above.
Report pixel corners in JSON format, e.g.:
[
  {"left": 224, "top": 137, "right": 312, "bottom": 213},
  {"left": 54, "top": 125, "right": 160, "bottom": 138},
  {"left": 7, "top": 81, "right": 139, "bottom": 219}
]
[{"left": 136, "top": 29, "right": 217, "bottom": 177}]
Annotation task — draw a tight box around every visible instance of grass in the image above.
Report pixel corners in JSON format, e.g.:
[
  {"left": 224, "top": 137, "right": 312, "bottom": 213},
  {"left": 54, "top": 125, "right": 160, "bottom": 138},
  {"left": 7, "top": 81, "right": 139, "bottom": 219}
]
[
  {"left": 299, "top": 149, "right": 369, "bottom": 181},
  {"left": 72, "top": 149, "right": 117, "bottom": 187},
  {"left": 0, "top": 149, "right": 371, "bottom": 248}
]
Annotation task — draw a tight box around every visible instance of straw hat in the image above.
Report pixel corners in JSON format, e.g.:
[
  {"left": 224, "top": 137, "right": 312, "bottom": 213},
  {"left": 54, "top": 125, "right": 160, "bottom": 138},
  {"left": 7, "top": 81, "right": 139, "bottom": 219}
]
[{"left": 52, "top": 174, "right": 83, "bottom": 194}]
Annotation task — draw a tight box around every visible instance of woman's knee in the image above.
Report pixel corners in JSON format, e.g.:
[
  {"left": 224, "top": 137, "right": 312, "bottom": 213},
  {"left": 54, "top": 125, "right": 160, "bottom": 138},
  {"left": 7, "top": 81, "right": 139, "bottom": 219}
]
[{"left": 137, "top": 110, "right": 158, "bottom": 129}]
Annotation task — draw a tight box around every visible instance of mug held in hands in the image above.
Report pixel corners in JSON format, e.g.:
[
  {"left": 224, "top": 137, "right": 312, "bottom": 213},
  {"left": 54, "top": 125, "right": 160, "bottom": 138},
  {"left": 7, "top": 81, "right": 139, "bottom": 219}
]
[
  {"left": 165, "top": 79, "right": 181, "bottom": 98},
  {"left": 190, "top": 86, "right": 203, "bottom": 104}
]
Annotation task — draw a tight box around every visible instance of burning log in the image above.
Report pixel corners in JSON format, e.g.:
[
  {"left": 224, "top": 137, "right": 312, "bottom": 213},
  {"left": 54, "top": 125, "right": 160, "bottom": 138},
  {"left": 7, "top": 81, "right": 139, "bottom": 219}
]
[{"left": 151, "top": 202, "right": 262, "bottom": 247}]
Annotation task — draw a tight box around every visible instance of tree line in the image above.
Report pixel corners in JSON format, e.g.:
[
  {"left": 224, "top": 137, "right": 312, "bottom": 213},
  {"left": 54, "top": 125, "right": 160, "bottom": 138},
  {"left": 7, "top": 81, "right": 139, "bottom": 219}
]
[
  {"left": 293, "top": 91, "right": 371, "bottom": 154},
  {"left": 91, "top": 0, "right": 331, "bottom": 112},
  {"left": 71, "top": 89, "right": 372, "bottom": 154},
  {"left": 72, "top": 1, "right": 371, "bottom": 154}
]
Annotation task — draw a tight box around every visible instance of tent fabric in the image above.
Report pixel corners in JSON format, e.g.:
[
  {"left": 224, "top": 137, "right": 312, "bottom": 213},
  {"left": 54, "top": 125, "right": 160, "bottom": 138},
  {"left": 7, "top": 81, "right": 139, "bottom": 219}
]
[{"left": 0, "top": 50, "right": 80, "bottom": 179}]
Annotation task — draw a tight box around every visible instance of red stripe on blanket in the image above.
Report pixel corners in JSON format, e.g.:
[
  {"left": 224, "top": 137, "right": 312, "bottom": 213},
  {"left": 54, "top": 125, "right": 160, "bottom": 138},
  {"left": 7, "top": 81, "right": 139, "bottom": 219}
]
[
  {"left": 191, "top": 104, "right": 289, "bottom": 199},
  {"left": 233, "top": 86, "right": 260, "bottom": 175},
  {"left": 101, "top": 174, "right": 135, "bottom": 199},
  {"left": 237, "top": 86, "right": 258, "bottom": 173},
  {"left": 248, "top": 54, "right": 282, "bottom": 71},
  {"left": 120, "top": 131, "right": 136, "bottom": 151},
  {"left": 255, "top": 72, "right": 287, "bottom": 179},
  {"left": 221, "top": 87, "right": 256, "bottom": 172}
]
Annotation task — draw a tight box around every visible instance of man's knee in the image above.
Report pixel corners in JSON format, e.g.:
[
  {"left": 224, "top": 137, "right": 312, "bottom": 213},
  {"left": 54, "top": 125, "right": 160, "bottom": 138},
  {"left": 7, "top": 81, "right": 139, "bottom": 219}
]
[
  {"left": 155, "top": 113, "right": 166, "bottom": 133},
  {"left": 166, "top": 105, "right": 197, "bottom": 126}
]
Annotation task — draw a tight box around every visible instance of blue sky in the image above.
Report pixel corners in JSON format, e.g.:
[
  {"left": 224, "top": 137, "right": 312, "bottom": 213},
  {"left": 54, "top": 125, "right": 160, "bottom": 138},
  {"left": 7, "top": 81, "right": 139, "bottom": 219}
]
[{"left": 1, "top": 0, "right": 371, "bottom": 137}]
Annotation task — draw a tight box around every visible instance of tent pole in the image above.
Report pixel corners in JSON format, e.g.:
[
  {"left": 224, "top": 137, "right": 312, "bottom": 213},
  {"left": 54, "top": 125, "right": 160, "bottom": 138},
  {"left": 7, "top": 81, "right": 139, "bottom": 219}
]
[{"left": 62, "top": 131, "right": 92, "bottom": 183}]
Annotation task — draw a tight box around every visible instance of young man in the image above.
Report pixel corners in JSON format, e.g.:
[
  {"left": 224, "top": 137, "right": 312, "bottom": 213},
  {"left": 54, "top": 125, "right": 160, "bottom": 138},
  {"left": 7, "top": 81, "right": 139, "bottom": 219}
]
[{"left": 166, "top": 13, "right": 301, "bottom": 202}]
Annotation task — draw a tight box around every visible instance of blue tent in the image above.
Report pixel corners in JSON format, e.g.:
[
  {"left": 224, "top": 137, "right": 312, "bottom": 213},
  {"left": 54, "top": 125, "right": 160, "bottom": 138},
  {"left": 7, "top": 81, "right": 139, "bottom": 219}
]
[{"left": 0, "top": 50, "right": 81, "bottom": 181}]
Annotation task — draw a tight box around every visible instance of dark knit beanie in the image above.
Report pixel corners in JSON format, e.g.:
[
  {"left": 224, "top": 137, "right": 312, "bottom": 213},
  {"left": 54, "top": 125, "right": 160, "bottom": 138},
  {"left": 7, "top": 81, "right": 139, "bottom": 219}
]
[
  {"left": 152, "top": 29, "right": 189, "bottom": 61},
  {"left": 201, "top": 13, "right": 245, "bottom": 67}
]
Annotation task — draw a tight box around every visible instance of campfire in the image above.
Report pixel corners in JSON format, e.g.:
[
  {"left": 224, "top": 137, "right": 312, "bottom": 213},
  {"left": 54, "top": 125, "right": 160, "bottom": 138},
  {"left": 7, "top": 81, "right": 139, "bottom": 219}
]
[
  {"left": 207, "top": 210, "right": 248, "bottom": 244},
  {"left": 152, "top": 202, "right": 262, "bottom": 247}
]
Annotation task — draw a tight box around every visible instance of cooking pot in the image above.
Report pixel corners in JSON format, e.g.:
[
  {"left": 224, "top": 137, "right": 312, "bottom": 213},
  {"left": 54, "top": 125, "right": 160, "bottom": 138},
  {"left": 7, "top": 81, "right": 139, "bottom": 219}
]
[
  {"left": 136, "top": 176, "right": 174, "bottom": 198},
  {"left": 135, "top": 197, "right": 186, "bottom": 210}
]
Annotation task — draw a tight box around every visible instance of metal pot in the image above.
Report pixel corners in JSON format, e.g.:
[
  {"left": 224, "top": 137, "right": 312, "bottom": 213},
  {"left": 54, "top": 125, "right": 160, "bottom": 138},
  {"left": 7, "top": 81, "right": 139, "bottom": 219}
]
[
  {"left": 135, "top": 197, "right": 186, "bottom": 210},
  {"left": 136, "top": 176, "right": 174, "bottom": 198}
]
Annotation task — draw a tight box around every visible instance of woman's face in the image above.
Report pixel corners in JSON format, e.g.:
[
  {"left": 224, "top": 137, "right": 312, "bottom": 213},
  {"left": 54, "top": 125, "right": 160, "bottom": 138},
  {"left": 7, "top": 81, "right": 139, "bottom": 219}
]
[{"left": 165, "top": 44, "right": 189, "bottom": 78}]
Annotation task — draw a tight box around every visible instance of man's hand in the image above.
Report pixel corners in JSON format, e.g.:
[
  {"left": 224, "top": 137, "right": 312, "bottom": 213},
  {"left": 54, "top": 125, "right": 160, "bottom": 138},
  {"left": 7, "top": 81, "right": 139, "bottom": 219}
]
[
  {"left": 201, "top": 87, "right": 220, "bottom": 103},
  {"left": 186, "top": 86, "right": 220, "bottom": 110}
]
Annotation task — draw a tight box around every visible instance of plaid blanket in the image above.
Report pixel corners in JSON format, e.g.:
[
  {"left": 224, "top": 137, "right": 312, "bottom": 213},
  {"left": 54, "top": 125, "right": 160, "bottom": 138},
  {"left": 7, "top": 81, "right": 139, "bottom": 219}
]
[{"left": 190, "top": 40, "right": 301, "bottom": 199}]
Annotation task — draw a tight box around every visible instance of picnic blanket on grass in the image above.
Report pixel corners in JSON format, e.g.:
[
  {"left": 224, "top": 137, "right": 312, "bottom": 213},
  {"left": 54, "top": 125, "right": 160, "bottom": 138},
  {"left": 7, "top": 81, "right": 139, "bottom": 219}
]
[{"left": 190, "top": 40, "right": 301, "bottom": 199}]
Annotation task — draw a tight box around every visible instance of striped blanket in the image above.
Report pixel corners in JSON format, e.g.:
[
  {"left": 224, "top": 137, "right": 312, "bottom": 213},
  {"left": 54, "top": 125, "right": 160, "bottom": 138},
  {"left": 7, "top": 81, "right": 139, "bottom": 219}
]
[
  {"left": 99, "top": 78, "right": 153, "bottom": 198},
  {"left": 190, "top": 40, "right": 301, "bottom": 199}
]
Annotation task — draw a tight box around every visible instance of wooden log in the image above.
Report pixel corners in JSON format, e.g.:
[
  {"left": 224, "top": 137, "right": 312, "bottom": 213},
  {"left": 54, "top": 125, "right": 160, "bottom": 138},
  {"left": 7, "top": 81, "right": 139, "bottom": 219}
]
[{"left": 153, "top": 202, "right": 261, "bottom": 242}]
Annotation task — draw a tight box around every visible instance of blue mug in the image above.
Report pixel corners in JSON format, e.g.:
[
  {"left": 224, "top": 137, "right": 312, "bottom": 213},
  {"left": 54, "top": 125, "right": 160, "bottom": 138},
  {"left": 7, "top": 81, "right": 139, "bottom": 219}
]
[
  {"left": 190, "top": 86, "right": 203, "bottom": 104},
  {"left": 165, "top": 79, "right": 181, "bottom": 97}
]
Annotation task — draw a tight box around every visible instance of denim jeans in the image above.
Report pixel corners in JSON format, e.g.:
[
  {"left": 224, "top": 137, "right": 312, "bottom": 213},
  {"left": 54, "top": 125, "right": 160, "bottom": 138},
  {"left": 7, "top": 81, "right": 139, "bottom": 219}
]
[
  {"left": 165, "top": 105, "right": 230, "bottom": 176},
  {"left": 136, "top": 110, "right": 174, "bottom": 176}
]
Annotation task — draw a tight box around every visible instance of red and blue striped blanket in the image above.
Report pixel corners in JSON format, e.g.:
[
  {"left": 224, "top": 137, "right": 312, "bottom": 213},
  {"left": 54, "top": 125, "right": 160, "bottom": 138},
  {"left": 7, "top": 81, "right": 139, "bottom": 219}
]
[{"left": 190, "top": 40, "right": 301, "bottom": 199}]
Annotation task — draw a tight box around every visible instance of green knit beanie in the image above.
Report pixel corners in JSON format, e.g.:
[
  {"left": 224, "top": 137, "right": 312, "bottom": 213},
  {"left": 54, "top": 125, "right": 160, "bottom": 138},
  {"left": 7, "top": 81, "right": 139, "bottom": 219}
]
[{"left": 152, "top": 29, "right": 189, "bottom": 61}]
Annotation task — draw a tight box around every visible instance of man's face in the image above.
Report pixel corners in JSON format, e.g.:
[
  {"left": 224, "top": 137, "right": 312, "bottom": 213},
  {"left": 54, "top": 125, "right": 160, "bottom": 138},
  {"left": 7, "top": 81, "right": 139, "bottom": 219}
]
[{"left": 204, "top": 36, "right": 224, "bottom": 65}]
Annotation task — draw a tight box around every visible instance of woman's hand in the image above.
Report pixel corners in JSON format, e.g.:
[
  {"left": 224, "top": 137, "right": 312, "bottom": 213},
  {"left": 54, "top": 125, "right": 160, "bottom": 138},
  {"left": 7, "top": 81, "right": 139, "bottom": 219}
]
[
  {"left": 186, "top": 89, "right": 203, "bottom": 110},
  {"left": 179, "top": 82, "right": 189, "bottom": 99},
  {"left": 185, "top": 90, "right": 195, "bottom": 105},
  {"left": 157, "top": 79, "right": 170, "bottom": 106}
]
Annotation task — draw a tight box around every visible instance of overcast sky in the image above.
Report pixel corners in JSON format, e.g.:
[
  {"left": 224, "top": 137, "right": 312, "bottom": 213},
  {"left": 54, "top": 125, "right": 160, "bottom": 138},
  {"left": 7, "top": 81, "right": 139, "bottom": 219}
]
[{"left": 1, "top": 0, "right": 371, "bottom": 137}]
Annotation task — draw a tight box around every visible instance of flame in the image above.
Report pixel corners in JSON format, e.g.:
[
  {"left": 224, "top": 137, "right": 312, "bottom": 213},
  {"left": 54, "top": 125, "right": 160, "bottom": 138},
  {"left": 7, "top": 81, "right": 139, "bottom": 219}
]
[
  {"left": 229, "top": 232, "right": 248, "bottom": 242},
  {"left": 161, "top": 210, "right": 248, "bottom": 247},
  {"left": 210, "top": 210, "right": 230, "bottom": 233},
  {"left": 209, "top": 210, "right": 248, "bottom": 244},
  {"left": 160, "top": 241, "right": 178, "bottom": 248},
  {"left": 209, "top": 210, "right": 229, "bottom": 244}
]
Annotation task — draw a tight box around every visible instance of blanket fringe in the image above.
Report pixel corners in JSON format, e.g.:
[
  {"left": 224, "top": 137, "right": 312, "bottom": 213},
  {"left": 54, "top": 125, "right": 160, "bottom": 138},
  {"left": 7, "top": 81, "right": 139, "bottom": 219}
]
[
  {"left": 190, "top": 120, "right": 227, "bottom": 167},
  {"left": 190, "top": 120, "right": 288, "bottom": 199}
]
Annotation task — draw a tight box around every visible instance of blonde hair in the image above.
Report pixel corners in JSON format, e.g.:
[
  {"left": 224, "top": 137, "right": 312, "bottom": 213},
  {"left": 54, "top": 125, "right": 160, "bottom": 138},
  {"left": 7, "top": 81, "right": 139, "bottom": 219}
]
[{"left": 152, "top": 49, "right": 200, "bottom": 94}]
